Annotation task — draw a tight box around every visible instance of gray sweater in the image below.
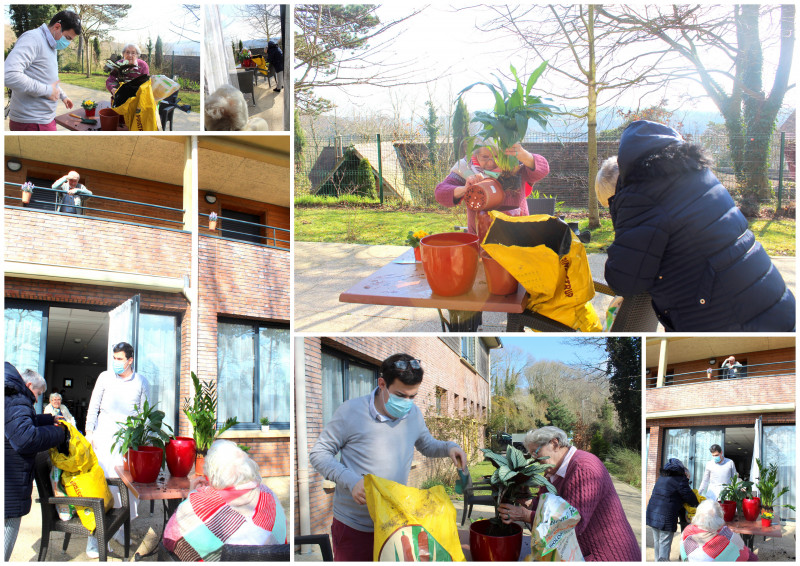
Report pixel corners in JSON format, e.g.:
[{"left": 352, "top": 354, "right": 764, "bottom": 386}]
[
  {"left": 5, "top": 23, "right": 67, "bottom": 124},
  {"left": 310, "top": 390, "right": 457, "bottom": 531}
]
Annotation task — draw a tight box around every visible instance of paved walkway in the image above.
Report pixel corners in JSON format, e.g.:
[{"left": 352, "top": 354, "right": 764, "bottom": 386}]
[
  {"left": 294, "top": 242, "right": 796, "bottom": 333},
  {"left": 4, "top": 83, "right": 200, "bottom": 132},
  {"left": 246, "top": 76, "right": 285, "bottom": 131}
]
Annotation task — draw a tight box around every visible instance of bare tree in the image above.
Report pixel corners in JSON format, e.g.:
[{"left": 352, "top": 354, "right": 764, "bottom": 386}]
[
  {"left": 72, "top": 4, "right": 132, "bottom": 77},
  {"left": 234, "top": 4, "right": 281, "bottom": 41},
  {"left": 168, "top": 4, "right": 200, "bottom": 44},
  {"left": 491, "top": 347, "right": 531, "bottom": 397}
]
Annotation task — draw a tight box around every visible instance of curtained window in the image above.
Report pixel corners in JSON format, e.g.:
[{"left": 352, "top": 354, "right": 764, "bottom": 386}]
[
  {"left": 203, "top": 5, "right": 236, "bottom": 94},
  {"left": 137, "top": 313, "right": 180, "bottom": 431},
  {"left": 762, "top": 425, "right": 796, "bottom": 520},
  {"left": 321, "top": 351, "right": 377, "bottom": 426}
]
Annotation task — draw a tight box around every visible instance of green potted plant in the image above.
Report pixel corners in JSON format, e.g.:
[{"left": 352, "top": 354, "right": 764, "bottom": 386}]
[
  {"left": 759, "top": 509, "right": 773, "bottom": 528},
  {"left": 183, "top": 371, "right": 238, "bottom": 476},
  {"left": 20, "top": 181, "right": 33, "bottom": 204},
  {"left": 260, "top": 416, "right": 270, "bottom": 432},
  {"left": 111, "top": 399, "right": 173, "bottom": 483},
  {"left": 404, "top": 229, "right": 428, "bottom": 261},
  {"left": 755, "top": 458, "right": 795, "bottom": 524},
  {"left": 81, "top": 99, "right": 98, "bottom": 117},
  {"left": 469, "top": 445, "right": 556, "bottom": 562},
  {"left": 718, "top": 476, "right": 753, "bottom": 521}
]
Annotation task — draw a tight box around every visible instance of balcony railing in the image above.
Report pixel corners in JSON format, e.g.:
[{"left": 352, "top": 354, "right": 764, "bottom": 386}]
[
  {"left": 5, "top": 181, "right": 186, "bottom": 231},
  {"left": 646, "top": 360, "right": 795, "bottom": 388},
  {"left": 200, "top": 212, "right": 289, "bottom": 251}
]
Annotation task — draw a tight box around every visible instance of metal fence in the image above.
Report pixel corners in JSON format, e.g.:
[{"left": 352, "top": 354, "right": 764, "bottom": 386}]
[
  {"left": 645, "top": 360, "right": 795, "bottom": 388},
  {"left": 200, "top": 212, "right": 290, "bottom": 250},
  {"left": 297, "top": 131, "right": 796, "bottom": 210}
]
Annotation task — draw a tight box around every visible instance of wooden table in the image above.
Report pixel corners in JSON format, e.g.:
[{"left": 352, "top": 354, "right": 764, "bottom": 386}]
[
  {"left": 458, "top": 527, "right": 531, "bottom": 561},
  {"left": 55, "top": 104, "right": 127, "bottom": 132},
  {"left": 339, "top": 249, "right": 528, "bottom": 331},
  {"left": 726, "top": 517, "right": 782, "bottom": 550}
]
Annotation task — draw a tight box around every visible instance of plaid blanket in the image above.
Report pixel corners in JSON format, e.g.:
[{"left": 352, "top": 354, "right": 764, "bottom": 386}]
[
  {"left": 680, "top": 524, "right": 756, "bottom": 562},
  {"left": 163, "top": 484, "right": 287, "bottom": 561}
]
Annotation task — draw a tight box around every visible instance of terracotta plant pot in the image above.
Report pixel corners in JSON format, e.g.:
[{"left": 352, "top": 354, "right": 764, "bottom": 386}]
[
  {"left": 469, "top": 519, "right": 522, "bottom": 562},
  {"left": 719, "top": 500, "right": 737, "bottom": 522},
  {"left": 195, "top": 453, "right": 206, "bottom": 477},
  {"left": 99, "top": 108, "right": 119, "bottom": 131},
  {"left": 761, "top": 517, "right": 772, "bottom": 528},
  {"left": 128, "top": 446, "right": 163, "bottom": 483},
  {"left": 481, "top": 252, "right": 518, "bottom": 295},
  {"left": 420, "top": 232, "right": 480, "bottom": 297},
  {"left": 742, "top": 497, "right": 760, "bottom": 522},
  {"left": 464, "top": 178, "right": 505, "bottom": 211},
  {"left": 413, "top": 247, "right": 422, "bottom": 261},
  {"left": 165, "top": 437, "right": 196, "bottom": 478},
  {"left": 84, "top": 108, "right": 96, "bottom": 117},
  {"left": 476, "top": 211, "right": 492, "bottom": 243},
  {"left": 21, "top": 192, "right": 31, "bottom": 204},
  {"left": 209, "top": 220, "right": 217, "bottom": 230}
]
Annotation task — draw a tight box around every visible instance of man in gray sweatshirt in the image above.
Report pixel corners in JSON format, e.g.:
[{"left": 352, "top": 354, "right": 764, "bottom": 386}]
[
  {"left": 5, "top": 10, "right": 81, "bottom": 131},
  {"left": 310, "top": 353, "right": 468, "bottom": 561}
]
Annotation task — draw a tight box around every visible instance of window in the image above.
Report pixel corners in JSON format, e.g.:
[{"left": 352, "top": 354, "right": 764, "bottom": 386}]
[
  {"left": 435, "top": 386, "right": 448, "bottom": 415},
  {"left": 221, "top": 209, "right": 262, "bottom": 244},
  {"left": 461, "top": 337, "right": 476, "bottom": 367},
  {"left": 321, "top": 351, "right": 378, "bottom": 426},
  {"left": 217, "top": 319, "right": 290, "bottom": 428},
  {"left": 137, "top": 313, "right": 180, "bottom": 431}
]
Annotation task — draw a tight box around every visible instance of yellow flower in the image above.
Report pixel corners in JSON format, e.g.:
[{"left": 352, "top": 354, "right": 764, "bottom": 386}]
[{"left": 413, "top": 230, "right": 428, "bottom": 239}]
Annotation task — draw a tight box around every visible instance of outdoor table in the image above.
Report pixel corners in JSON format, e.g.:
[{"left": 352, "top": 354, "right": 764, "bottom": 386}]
[
  {"left": 726, "top": 517, "right": 782, "bottom": 550},
  {"left": 457, "top": 527, "right": 531, "bottom": 561},
  {"left": 339, "top": 248, "right": 528, "bottom": 331},
  {"left": 55, "top": 103, "right": 128, "bottom": 132},
  {"left": 114, "top": 466, "right": 192, "bottom": 560}
]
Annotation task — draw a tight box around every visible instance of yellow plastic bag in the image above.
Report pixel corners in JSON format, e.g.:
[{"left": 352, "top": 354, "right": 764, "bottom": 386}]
[
  {"left": 112, "top": 77, "right": 159, "bottom": 131},
  {"left": 49, "top": 421, "right": 113, "bottom": 532},
  {"left": 481, "top": 212, "right": 602, "bottom": 332},
  {"left": 365, "top": 474, "right": 466, "bottom": 562}
]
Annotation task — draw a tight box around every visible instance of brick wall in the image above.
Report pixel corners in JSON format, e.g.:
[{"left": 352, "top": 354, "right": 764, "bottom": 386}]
[
  {"left": 296, "top": 336, "right": 492, "bottom": 536},
  {"left": 220, "top": 432, "right": 290, "bottom": 479}
]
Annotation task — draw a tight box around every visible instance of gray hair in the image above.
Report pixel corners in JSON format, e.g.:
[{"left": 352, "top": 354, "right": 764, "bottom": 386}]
[
  {"left": 204, "top": 440, "right": 262, "bottom": 489},
  {"left": 21, "top": 369, "right": 46, "bottom": 391},
  {"left": 524, "top": 426, "right": 571, "bottom": 452},
  {"left": 122, "top": 43, "right": 141, "bottom": 55},
  {"left": 692, "top": 499, "right": 726, "bottom": 533},
  {"left": 205, "top": 84, "right": 249, "bottom": 131},
  {"left": 49, "top": 392, "right": 62, "bottom": 403},
  {"left": 595, "top": 156, "right": 618, "bottom": 207}
]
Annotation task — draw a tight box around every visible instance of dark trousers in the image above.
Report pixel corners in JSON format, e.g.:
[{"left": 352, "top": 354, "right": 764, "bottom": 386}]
[{"left": 331, "top": 517, "right": 374, "bottom": 562}]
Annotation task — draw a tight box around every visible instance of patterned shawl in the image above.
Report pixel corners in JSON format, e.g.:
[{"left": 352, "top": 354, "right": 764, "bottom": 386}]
[{"left": 680, "top": 524, "right": 753, "bottom": 561}]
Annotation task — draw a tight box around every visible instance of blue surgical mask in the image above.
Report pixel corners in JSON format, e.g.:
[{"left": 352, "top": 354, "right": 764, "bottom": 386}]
[
  {"left": 55, "top": 35, "right": 71, "bottom": 50},
  {"left": 714, "top": 455, "right": 722, "bottom": 464},
  {"left": 384, "top": 389, "right": 413, "bottom": 419},
  {"left": 112, "top": 360, "right": 127, "bottom": 375}
]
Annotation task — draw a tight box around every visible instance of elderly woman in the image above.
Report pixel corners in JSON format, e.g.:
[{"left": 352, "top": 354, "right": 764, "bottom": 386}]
[
  {"left": 600, "top": 120, "right": 794, "bottom": 331},
  {"left": 43, "top": 392, "right": 76, "bottom": 425},
  {"left": 646, "top": 458, "right": 699, "bottom": 561},
  {"left": 163, "top": 440, "right": 287, "bottom": 560},
  {"left": 498, "top": 426, "right": 640, "bottom": 561},
  {"left": 106, "top": 43, "right": 149, "bottom": 94},
  {"left": 5, "top": 364, "right": 66, "bottom": 561},
  {"left": 205, "top": 84, "right": 268, "bottom": 131},
  {"left": 680, "top": 499, "right": 757, "bottom": 561}
]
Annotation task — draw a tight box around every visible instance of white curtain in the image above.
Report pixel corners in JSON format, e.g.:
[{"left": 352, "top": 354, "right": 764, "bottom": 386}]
[
  {"left": 203, "top": 5, "right": 236, "bottom": 94},
  {"left": 321, "top": 353, "right": 344, "bottom": 426},
  {"left": 762, "top": 425, "right": 796, "bottom": 520},
  {"left": 4, "top": 308, "right": 44, "bottom": 374},
  {"left": 217, "top": 322, "right": 256, "bottom": 423},
  {"left": 257, "top": 327, "right": 290, "bottom": 424},
  {"left": 750, "top": 416, "right": 762, "bottom": 490},
  {"left": 107, "top": 296, "right": 138, "bottom": 373},
  {"left": 137, "top": 313, "right": 179, "bottom": 432}
]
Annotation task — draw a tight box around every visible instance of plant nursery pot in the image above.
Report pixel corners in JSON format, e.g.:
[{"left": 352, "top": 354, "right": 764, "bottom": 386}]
[
  {"left": 719, "top": 500, "right": 737, "bottom": 523},
  {"left": 481, "top": 252, "right": 518, "bottom": 295},
  {"left": 420, "top": 232, "right": 480, "bottom": 297},
  {"left": 464, "top": 178, "right": 505, "bottom": 211},
  {"left": 761, "top": 518, "right": 772, "bottom": 528},
  {"left": 469, "top": 519, "right": 522, "bottom": 562},
  {"left": 84, "top": 108, "right": 96, "bottom": 117},
  {"left": 413, "top": 247, "right": 422, "bottom": 261},
  {"left": 209, "top": 220, "right": 217, "bottom": 230},
  {"left": 165, "top": 437, "right": 196, "bottom": 478},
  {"left": 21, "top": 192, "right": 31, "bottom": 204},
  {"left": 195, "top": 453, "right": 206, "bottom": 477},
  {"left": 476, "top": 211, "right": 493, "bottom": 243},
  {"left": 128, "top": 446, "right": 163, "bottom": 484},
  {"left": 742, "top": 497, "right": 761, "bottom": 522},
  {"left": 98, "top": 108, "right": 119, "bottom": 131}
]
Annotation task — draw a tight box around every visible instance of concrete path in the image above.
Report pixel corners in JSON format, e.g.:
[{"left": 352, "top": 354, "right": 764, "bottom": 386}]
[
  {"left": 4, "top": 83, "right": 200, "bottom": 132},
  {"left": 293, "top": 241, "right": 796, "bottom": 333},
  {"left": 247, "top": 77, "right": 286, "bottom": 131}
]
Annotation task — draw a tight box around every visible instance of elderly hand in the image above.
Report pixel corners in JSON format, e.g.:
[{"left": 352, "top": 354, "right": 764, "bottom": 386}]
[
  {"left": 351, "top": 478, "right": 367, "bottom": 505},
  {"left": 504, "top": 143, "right": 534, "bottom": 168},
  {"left": 498, "top": 502, "right": 533, "bottom": 525}
]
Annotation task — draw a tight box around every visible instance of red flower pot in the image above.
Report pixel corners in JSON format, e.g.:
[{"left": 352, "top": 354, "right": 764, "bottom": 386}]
[
  {"left": 99, "top": 108, "right": 119, "bottom": 131},
  {"left": 413, "top": 247, "right": 422, "bottom": 261},
  {"left": 128, "top": 447, "right": 163, "bottom": 483},
  {"left": 464, "top": 178, "right": 505, "bottom": 211},
  {"left": 761, "top": 517, "right": 772, "bottom": 528},
  {"left": 84, "top": 108, "right": 96, "bottom": 117},
  {"left": 481, "top": 252, "right": 518, "bottom": 295},
  {"left": 165, "top": 437, "right": 196, "bottom": 478},
  {"left": 719, "top": 500, "right": 737, "bottom": 522},
  {"left": 420, "top": 232, "right": 480, "bottom": 297},
  {"left": 469, "top": 519, "right": 522, "bottom": 562},
  {"left": 742, "top": 497, "right": 761, "bottom": 522}
]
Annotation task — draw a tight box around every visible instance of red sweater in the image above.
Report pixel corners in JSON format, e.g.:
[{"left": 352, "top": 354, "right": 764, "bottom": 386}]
[{"left": 549, "top": 449, "right": 641, "bottom": 562}]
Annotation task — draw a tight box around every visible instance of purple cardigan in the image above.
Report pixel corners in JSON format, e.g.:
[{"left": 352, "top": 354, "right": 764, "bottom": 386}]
[
  {"left": 106, "top": 59, "right": 150, "bottom": 93},
  {"left": 550, "top": 449, "right": 641, "bottom": 562},
  {"left": 434, "top": 154, "right": 550, "bottom": 235}
]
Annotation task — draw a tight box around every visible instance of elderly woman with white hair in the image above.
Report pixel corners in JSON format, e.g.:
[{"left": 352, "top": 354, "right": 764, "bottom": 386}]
[
  {"left": 163, "top": 440, "right": 287, "bottom": 560},
  {"left": 43, "top": 392, "right": 76, "bottom": 426},
  {"left": 497, "top": 426, "right": 640, "bottom": 561},
  {"left": 680, "top": 499, "right": 757, "bottom": 561},
  {"left": 205, "top": 84, "right": 269, "bottom": 131},
  {"left": 106, "top": 43, "right": 149, "bottom": 94}
]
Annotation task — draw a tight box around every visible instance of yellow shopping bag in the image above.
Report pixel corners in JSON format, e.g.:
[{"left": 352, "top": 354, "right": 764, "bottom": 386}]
[
  {"left": 365, "top": 475, "right": 466, "bottom": 562},
  {"left": 49, "top": 421, "right": 113, "bottom": 532},
  {"left": 481, "top": 212, "right": 602, "bottom": 332},
  {"left": 112, "top": 75, "right": 159, "bottom": 131}
]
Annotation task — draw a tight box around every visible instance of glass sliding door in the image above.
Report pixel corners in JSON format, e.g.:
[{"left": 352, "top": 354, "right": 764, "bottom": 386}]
[
  {"left": 4, "top": 302, "right": 48, "bottom": 412},
  {"left": 692, "top": 429, "right": 724, "bottom": 494},
  {"left": 762, "top": 425, "right": 796, "bottom": 520},
  {"left": 137, "top": 313, "right": 180, "bottom": 431}
]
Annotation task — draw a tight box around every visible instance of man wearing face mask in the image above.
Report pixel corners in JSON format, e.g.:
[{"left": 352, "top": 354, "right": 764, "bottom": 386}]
[
  {"left": 5, "top": 10, "right": 81, "bottom": 131},
  {"left": 310, "top": 353, "right": 469, "bottom": 561},
  {"left": 698, "top": 444, "right": 738, "bottom": 502},
  {"left": 84, "top": 342, "right": 149, "bottom": 558}
]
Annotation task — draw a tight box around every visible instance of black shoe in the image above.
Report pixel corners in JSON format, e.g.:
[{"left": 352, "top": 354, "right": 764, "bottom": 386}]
[{"left": 273, "top": 88, "right": 282, "bottom": 92}]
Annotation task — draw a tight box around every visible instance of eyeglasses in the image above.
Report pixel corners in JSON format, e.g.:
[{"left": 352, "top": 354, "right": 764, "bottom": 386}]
[{"left": 393, "top": 359, "right": 421, "bottom": 370}]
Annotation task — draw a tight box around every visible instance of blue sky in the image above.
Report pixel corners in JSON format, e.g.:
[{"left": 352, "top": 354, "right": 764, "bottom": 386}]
[{"left": 499, "top": 337, "right": 607, "bottom": 367}]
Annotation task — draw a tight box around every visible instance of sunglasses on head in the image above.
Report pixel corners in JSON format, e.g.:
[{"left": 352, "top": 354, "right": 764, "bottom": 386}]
[{"left": 393, "top": 359, "right": 421, "bottom": 370}]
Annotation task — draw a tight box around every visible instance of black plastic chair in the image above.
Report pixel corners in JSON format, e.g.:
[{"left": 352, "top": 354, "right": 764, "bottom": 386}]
[
  {"left": 461, "top": 475, "right": 495, "bottom": 525},
  {"left": 232, "top": 70, "right": 256, "bottom": 105},
  {"left": 33, "top": 451, "right": 130, "bottom": 561},
  {"left": 221, "top": 544, "right": 290, "bottom": 561},
  {"left": 294, "top": 534, "right": 334, "bottom": 561}
]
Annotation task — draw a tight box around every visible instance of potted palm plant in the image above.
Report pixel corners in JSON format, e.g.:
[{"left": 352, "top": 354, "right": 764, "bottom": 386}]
[
  {"left": 457, "top": 62, "right": 558, "bottom": 211},
  {"left": 755, "top": 458, "right": 795, "bottom": 524},
  {"left": 183, "top": 372, "right": 238, "bottom": 476},
  {"left": 111, "top": 399, "right": 173, "bottom": 483},
  {"left": 20, "top": 181, "right": 33, "bottom": 204},
  {"left": 470, "top": 445, "right": 555, "bottom": 562}
]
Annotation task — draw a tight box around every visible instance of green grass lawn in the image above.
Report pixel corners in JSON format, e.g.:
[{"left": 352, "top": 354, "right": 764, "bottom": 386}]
[
  {"left": 295, "top": 206, "right": 796, "bottom": 256},
  {"left": 57, "top": 72, "right": 200, "bottom": 113}
]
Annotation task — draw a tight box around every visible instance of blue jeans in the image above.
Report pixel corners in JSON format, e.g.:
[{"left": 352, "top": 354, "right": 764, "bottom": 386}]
[
  {"left": 650, "top": 527, "right": 675, "bottom": 561},
  {"left": 5, "top": 517, "right": 21, "bottom": 561}
]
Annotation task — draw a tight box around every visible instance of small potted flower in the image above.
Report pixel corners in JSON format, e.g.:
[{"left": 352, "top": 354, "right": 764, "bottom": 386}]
[
  {"left": 260, "top": 417, "right": 270, "bottom": 432},
  {"left": 81, "top": 99, "right": 98, "bottom": 117},
  {"left": 209, "top": 211, "right": 218, "bottom": 230},
  {"left": 405, "top": 230, "right": 428, "bottom": 261},
  {"left": 20, "top": 181, "right": 34, "bottom": 204},
  {"left": 760, "top": 510, "right": 773, "bottom": 528}
]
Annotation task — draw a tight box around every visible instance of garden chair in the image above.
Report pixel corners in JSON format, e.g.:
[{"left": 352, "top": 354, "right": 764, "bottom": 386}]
[
  {"left": 33, "top": 451, "right": 130, "bottom": 561},
  {"left": 231, "top": 70, "right": 256, "bottom": 105},
  {"left": 220, "top": 544, "right": 290, "bottom": 561},
  {"left": 294, "top": 534, "right": 334, "bottom": 561},
  {"left": 461, "top": 475, "right": 495, "bottom": 525}
]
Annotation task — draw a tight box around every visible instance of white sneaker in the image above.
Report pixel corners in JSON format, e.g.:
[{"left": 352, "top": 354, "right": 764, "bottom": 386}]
[{"left": 86, "top": 536, "right": 99, "bottom": 559}]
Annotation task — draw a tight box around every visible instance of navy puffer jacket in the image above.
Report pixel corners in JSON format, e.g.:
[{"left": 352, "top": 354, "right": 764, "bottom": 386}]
[
  {"left": 267, "top": 41, "right": 284, "bottom": 73},
  {"left": 646, "top": 472, "right": 699, "bottom": 532},
  {"left": 5, "top": 362, "right": 66, "bottom": 518},
  {"left": 606, "top": 120, "right": 795, "bottom": 331}
]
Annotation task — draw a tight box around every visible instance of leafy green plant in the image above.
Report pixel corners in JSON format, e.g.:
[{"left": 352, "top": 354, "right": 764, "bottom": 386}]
[
  {"left": 104, "top": 59, "right": 137, "bottom": 83},
  {"left": 458, "top": 62, "right": 558, "bottom": 174},
  {"left": 755, "top": 458, "right": 795, "bottom": 511},
  {"left": 111, "top": 399, "right": 173, "bottom": 465},
  {"left": 183, "top": 372, "right": 238, "bottom": 454},
  {"left": 260, "top": 417, "right": 270, "bottom": 426},
  {"left": 719, "top": 476, "right": 754, "bottom": 512}
]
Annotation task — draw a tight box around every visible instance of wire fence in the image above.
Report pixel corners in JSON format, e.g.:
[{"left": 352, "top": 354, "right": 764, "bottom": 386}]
[{"left": 296, "top": 131, "right": 796, "bottom": 211}]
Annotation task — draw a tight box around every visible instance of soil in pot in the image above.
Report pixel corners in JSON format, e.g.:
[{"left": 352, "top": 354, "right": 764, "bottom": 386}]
[
  {"left": 481, "top": 252, "right": 518, "bottom": 295},
  {"left": 128, "top": 446, "right": 163, "bottom": 483},
  {"left": 165, "top": 437, "right": 196, "bottom": 478},
  {"left": 420, "top": 232, "right": 480, "bottom": 297},
  {"left": 99, "top": 108, "right": 119, "bottom": 131},
  {"left": 742, "top": 497, "right": 760, "bottom": 522},
  {"left": 469, "top": 519, "right": 522, "bottom": 562},
  {"left": 719, "top": 500, "right": 736, "bottom": 522}
]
